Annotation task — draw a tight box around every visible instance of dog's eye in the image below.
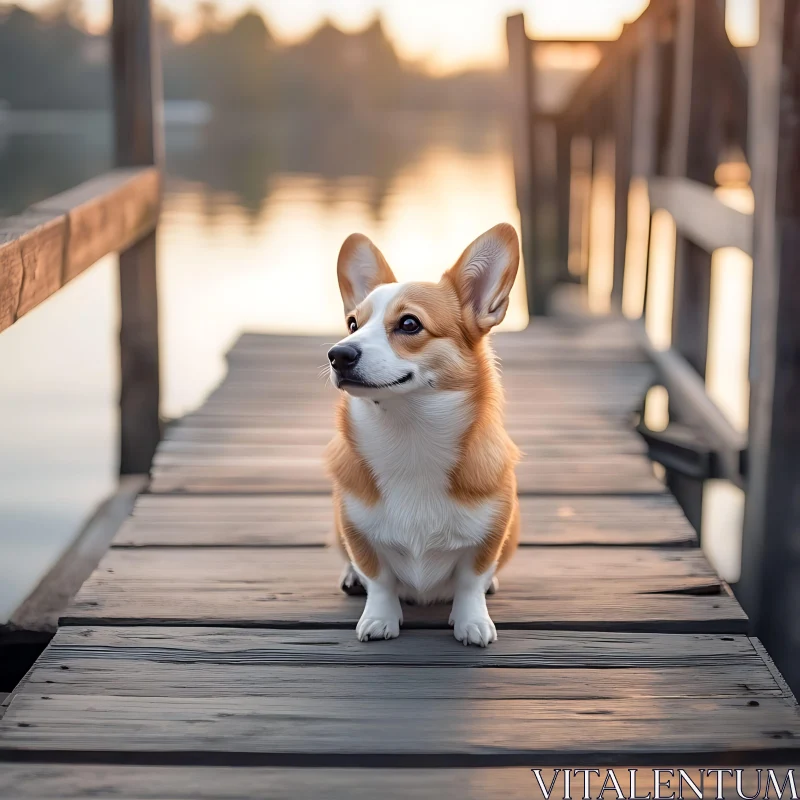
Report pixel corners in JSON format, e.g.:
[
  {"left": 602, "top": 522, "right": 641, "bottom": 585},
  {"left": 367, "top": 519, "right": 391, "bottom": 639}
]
[
  {"left": 347, "top": 317, "right": 357, "bottom": 333},
  {"left": 398, "top": 315, "right": 422, "bottom": 334}
]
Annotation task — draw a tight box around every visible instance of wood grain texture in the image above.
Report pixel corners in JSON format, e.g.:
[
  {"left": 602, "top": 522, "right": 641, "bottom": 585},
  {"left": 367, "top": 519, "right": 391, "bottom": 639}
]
[
  {"left": 0, "top": 766, "right": 786, "bottom": 800},
  {"left": 119, "top": 495, "right": 695, "bottom": 548},
  {"left": 62, "top": 546, "right": 746, "bottom": 632},
  {"left": 2, "top": 627, "right": 795, "bottom": 766},
  {"left": 0, "top": 168, "right": 160, "bottom": 334},
  {"left": 0, "top": 766, "right": 541, "bottom": 800},
  {"left": 147, "top": 453, "right": 664, "bottom": 495},
  {"left": 2, "top": 693, "right": 798, "bottom": 766},
  {"left": 15, "top": 626, "right": 785, "bottom": 699}
]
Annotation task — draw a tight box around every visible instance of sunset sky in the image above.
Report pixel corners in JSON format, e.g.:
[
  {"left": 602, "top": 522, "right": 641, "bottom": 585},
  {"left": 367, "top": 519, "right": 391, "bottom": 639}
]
[{"left": 20, "top": 0, "right": 758, "bottom": 74}]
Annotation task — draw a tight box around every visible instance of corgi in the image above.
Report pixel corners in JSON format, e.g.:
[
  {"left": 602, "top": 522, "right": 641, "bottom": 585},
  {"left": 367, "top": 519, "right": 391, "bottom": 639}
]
[{"left": 325, "top": 223, "right": 521, "bottom": 647}]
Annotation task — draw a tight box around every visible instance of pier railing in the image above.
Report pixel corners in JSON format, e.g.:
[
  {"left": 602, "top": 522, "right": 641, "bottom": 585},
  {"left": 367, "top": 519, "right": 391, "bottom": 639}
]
[
  {"left": 507, "top": 0, "right": 800, "bottom": 694},
  {"left": 0, "top": 0, "right": 162, "bottom": 475}
]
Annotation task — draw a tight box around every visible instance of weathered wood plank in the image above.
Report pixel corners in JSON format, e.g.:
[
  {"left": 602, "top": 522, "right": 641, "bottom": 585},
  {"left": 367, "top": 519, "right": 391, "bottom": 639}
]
[
  {"left": 647, "top": 177, "right": 753, "bottom": 256},
  {"left": 119, "top": 495, "right": 695, "bottom": 548},
  {"left": 2, "top": 693, "right": 798, "bottom": 766},
  {"left": 0, "top": 765, "right": 784, "bottom": 800},
  {"left": 0, "top": 766, "right": 538, "bottom": 800},
  {"left": 25, "top": 625, "right": 768, "bottom": 667},
  {"left": 147, "top": 452, "right": 664, "bottom": 495},
  {"left": 62, "top": 546, "right": 746, "bottom": 632},
  {"left": 12, "top": 627, "right": 782, "bottom": 701},
  {"left": 0, "top": 168, "right": 160, "bottom": 334}
]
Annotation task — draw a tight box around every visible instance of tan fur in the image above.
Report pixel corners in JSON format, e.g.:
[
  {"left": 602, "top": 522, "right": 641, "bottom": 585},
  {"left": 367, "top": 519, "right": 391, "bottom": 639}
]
[
  {"left": 325, "top": 401, "right": 380, "bottom": 507},
  {"left": 333, "top": 491, "right": 380, "bottom": 579}
]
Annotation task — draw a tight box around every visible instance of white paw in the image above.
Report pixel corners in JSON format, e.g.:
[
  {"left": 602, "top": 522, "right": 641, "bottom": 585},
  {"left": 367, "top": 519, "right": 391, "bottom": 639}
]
[
  {"left": 450, "top": 613, "right": 497, "bottom": 647},
  {"left": 356, "top": 614, "right": 401, "bottom": 641},
  {"left": 356, "top": 595, "right": 403, "bottom": 641}
]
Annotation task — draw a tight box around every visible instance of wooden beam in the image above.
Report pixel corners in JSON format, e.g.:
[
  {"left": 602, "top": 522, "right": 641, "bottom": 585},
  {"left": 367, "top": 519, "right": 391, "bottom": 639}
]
[
  {"left": 507, "top": 14, "right": 547, "bottom": 316},
  {"left": 612, "top": 57, "right": 635, "bottom": 309},
  {"left": 637, "top": 325, "right": 746, "bottom": 488},
  {"left": 740, "top": 0, "right": 800, "bottom": 696},
  {"left": 647, "top": 177, "right": 754, "bottom": 255},
  {"left": 113, "top": 0, "right": 163, "bottom": 475},
  {"left": 662, "top": 0, "right": 729, "bottom": 530},
  {"left": 0, "top": 168, "right": 160, "bottom": 335},
  {"left": 631, "top": 18, "right": 661, "bottom": 180}
]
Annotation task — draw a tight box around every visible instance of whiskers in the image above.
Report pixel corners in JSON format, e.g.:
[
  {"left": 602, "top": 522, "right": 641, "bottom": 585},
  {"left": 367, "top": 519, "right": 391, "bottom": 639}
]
[
  {"left": 317, "top": 342, "right": 338, "bottom": 388},
  {"left": 317, "top": 361, "right": 334, "bottom": 389}
]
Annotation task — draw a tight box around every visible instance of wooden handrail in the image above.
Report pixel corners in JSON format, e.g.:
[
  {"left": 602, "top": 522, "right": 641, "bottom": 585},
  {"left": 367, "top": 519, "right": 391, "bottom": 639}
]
[
  {"left": 0, "top": 167, "right": 160, "bottom": 335},
  {"left": 647, "top": 177, "right": 753, "bottom": 256},
  {"left": 637, "top": 325, "right": 747, "bottom": 488}
]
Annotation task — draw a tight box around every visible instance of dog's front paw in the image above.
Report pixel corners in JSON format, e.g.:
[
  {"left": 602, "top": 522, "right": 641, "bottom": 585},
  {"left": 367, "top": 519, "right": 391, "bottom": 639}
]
[
  {"left": 356, "top": 613, "right": 401, "bottom": 641},
  {"left": 450, "top": 612, "right": 497, "bottom": 647},
  {"left": 356, "top": 595, "right": 403, "bottom": 641}
]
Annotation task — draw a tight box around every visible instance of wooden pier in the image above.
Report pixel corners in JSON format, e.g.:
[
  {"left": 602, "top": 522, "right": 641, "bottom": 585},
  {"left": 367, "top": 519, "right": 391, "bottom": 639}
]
[
  {"left": 1, "top": 0, "right": 800, "bottom": 795},
  {"left": 1, "top": 320, "right": 800, "bottom": 794}
]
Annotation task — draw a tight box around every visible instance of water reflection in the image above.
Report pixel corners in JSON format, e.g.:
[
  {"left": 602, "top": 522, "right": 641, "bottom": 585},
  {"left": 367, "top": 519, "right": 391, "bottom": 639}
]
[{"left": 0, "top": 111, "right": 527, "bottom": 620}]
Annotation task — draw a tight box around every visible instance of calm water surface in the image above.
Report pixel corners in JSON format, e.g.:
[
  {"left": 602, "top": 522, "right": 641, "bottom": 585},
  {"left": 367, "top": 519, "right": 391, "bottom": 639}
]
[{"left": 0, "top": 111, "right": 528, "bottom": 620}]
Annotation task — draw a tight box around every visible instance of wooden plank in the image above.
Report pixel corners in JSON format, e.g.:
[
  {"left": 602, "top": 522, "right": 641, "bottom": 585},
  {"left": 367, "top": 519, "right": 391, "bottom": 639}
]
[
  {"left": 118, "top": 495, "right": 695, "bottom": 548},
  {"left": 114, "top": 0, "right": 163, "bottom": 476},
  {"left": 19, "top": 625, "right": 769, "bottom": 667},
  {"left": 0, "top": 765, "right": 785, "bottom": 800},
  {"left": 1, "top": 693, "right": 798, "bottom": 766},
  {"left": 62, "top": 546, "right": 746, "bottom": 632},
  {"left": 0, "top": 766, "right": 540, "bottom": 800},
  {"left": 647, "top": 177, "right": 753, "bottom": 255},
  {"left": 155, "top": 436, "right": 648, "bottom": 458},
  {"left": 13, "top": 626, "right": 783, "bottom": 698},
  {"left": 147, "top": 452, "right": 664, "bottom": 495},
  {"left": 739, "top": 0, "right": 800, "bottom": 697},
  {"left": 0, "top": 168, "right": 160, "bottom": 335}
]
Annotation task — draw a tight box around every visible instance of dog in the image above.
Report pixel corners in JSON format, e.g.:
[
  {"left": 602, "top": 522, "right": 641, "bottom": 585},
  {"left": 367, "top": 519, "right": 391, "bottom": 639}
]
[{"left": 325, "top": 223, "right": 521, "bottom": 647}]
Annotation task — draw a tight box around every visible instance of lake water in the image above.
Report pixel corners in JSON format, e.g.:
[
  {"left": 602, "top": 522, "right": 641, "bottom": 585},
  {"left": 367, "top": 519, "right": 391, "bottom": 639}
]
[{"left": 0, "top": 111, "right": 529, "bottom": 620}]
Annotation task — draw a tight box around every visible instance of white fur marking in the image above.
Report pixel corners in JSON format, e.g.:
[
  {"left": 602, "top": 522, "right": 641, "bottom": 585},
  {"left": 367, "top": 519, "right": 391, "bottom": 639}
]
[{"left": 344, "top": 389, "right": 499, "bottom": 604}]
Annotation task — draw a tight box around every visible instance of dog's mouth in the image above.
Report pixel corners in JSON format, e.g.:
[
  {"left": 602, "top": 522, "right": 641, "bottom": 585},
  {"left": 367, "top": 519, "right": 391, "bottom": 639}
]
[{"left": 336, "top": 372, "right": 414, "bottom": 391}]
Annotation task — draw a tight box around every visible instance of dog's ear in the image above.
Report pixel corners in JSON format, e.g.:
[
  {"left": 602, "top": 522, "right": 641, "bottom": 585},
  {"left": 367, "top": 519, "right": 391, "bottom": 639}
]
[
  {"left": 337, "top": 233, "right": 396, "bottom": 313},
  {"left": 445, "top": 223, "right": 520, "bottom": 334}
]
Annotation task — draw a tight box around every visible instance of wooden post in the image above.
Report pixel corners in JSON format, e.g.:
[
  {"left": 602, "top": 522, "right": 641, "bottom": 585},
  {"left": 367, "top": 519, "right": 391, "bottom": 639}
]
[
  {"left": 739, "top": 0, "right": 800, "bottom": 695},
  {"left": 555, "top": 122, "right": 573, "bottom": 284},
  {"left": 112, "top": 0, "right": 163, "bottom": 475},
  {"left": 507, "top": 15, "right": 555, "bottom": 317},
  {"left": 663, "top": 0, "right": 725, "bottom": 531},
  {"left": 630, "top": 17, "right": 661, "bottom": 317},
  {"left": 667, "top": 0, "right": 723, "bottom": 376},
  {"left": 507, "top": 15, "right": 537, "bottom": 316},
  {"left": 611, "top": 55, "right": 634, "bottom": 310}
]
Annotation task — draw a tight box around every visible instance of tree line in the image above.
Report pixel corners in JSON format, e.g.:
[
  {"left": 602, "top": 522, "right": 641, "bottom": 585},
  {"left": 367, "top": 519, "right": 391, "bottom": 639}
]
[{"left": 0, "top": 3, "right": 507, "bottom": 112}]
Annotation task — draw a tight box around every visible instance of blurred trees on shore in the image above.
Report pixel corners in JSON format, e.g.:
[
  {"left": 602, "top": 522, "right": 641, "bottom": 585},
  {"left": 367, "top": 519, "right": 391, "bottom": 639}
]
[{"left": 0, "top": 3, "right": 508, "bottom": 112}]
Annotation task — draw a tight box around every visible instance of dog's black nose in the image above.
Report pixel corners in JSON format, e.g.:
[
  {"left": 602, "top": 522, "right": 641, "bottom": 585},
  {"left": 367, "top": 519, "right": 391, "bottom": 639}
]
[{"left": 328, "top": 344, "right": 361, "bottom": 372}]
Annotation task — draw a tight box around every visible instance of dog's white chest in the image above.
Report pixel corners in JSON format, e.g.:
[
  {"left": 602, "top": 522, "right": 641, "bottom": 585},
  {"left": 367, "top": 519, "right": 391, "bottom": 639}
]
[{"left": 343, "top": 394, "right": 497, "bottom": 597}]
